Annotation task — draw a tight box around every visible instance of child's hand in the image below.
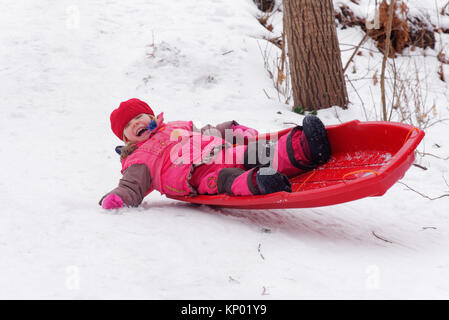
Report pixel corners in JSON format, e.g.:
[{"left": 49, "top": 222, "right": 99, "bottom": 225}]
[{"left": 101, "top": 194, "right": 124, "bottom": 209}]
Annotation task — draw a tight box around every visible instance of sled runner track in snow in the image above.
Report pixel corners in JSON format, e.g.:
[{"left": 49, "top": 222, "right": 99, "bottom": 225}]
[{"left": 168, "top": 120, "right": 425, "bottom": 209}]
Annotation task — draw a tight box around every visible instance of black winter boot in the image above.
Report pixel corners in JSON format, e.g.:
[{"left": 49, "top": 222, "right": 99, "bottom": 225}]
[
  {"left": 302, "top": 115, "right": 331, "bottom": 165},
  {"left": 256, "top": 167, "right": 292, "bottom": 194}
]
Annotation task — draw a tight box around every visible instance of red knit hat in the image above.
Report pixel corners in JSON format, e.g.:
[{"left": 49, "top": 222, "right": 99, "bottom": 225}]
[{"left": 110, "top": 98, "right": 155, "bottom": 141}]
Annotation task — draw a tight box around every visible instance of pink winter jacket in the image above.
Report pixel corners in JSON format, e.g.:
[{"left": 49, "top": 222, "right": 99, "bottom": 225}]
[{"left": 100, "top": 113, "right": 241, "bottom": 207}]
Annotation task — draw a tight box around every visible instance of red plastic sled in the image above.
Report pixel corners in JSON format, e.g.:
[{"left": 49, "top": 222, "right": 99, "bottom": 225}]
[{"left": 168, "top": 120, "right": 424, "bottom": 209}]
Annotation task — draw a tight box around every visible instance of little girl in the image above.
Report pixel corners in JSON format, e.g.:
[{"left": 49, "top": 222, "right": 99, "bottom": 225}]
[{"left": 99, "top": 98, "right": 331, "bottom": 209}]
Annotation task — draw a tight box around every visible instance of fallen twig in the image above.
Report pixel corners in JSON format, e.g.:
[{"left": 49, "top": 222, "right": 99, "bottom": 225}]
[
  {"left": 283, "top": 122, "right": 299, "bottom": 126},
  {"left": 258, "top": 243, "right": 265, "bottom": 260},
  {"left": 443, "top": 175, "right": 449, "bottom": 188},
  {"left": 372, "top": 231, "right": 394, "bottom": 244},
  {"left": 262, "top": 286, "right": 269, "bottom": 296},
  {"left": 416, "top": 151, "right": 449, "bottom": 160},
  {"left": 263, "top": 88, "right": 271, "bottom": 99},
  {"left": 398, "top": 181, "right": 449, "bottom": 200},
  {"left": 412, "top": 163, "right": 428, "bottom": 170},
  {"left": 228, "top": 276, "right": 240, "bottom": 284}
]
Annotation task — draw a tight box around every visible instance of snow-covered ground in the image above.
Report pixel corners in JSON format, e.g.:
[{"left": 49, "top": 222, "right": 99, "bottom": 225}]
[{"left": 0, "top": 0, "right": 448, "bottom": 299}]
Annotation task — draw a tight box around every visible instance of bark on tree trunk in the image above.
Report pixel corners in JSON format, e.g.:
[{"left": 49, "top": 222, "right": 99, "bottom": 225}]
[{"left": 283, "top": 0, "right": 348, "bottom": 111}]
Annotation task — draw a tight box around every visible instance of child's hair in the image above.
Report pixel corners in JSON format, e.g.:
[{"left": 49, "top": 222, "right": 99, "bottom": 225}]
[{"left": 120, "top": 141, "right": 138, "bottom": 161}]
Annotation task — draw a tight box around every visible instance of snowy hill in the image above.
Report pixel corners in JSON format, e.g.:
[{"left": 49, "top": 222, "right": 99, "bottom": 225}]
[{"left": 0, "top": 0, "right": 448, "bottom": 299}]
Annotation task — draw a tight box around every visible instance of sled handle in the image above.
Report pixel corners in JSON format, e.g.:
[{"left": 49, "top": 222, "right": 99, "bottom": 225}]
[
  {"left": 403, "top": 127, "right": 419, "bottom": 145},
  {"left": 342, "top": 169, "right": 378, "bottom": 183}
]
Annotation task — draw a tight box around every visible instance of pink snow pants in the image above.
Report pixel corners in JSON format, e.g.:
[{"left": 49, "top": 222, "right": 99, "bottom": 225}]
[
  {"left": 190, "top": 128, "right": 311, "bottom": 195},
  {"left": 190, "top": 145, "right": 247, "bottom": 195}
]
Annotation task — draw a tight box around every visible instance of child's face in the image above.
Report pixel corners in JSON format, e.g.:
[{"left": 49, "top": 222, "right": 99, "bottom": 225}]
[{"left": 123, "top": 113, "right": 156, "bottom": 143}]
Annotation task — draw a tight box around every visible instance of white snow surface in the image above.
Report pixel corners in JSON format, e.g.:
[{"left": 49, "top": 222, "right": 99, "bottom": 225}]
[{"left": 0, "top": 0, "right": 448, "bottom": 299}]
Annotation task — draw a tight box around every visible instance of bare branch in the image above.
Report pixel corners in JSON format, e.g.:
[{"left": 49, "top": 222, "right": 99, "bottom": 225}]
[
  {"left": 441, "top": 1, "right": 449, "bottom": 15},
  {"left": 346, "top": 75, "right": 369, "bottom": 121},
  {"left": 426, "top": 118, "right": 449, "bottom": 129},
  {"left": 343, "top": 34, "right": 368, "bottom": 74},
  {"left": 380, "top": 0, "right": 396, "bottom": 121}
]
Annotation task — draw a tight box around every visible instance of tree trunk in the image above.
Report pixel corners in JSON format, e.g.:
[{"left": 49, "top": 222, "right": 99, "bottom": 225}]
[{"left": 283, "top": 0, "right": 348, "bottom": 111}]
